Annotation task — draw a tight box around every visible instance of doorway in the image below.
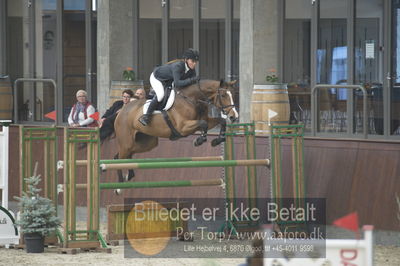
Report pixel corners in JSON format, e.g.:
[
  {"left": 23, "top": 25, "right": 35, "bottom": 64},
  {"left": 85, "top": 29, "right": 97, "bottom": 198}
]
[{"left": 61, "top": 0, "right": 97, "bottom": 123}]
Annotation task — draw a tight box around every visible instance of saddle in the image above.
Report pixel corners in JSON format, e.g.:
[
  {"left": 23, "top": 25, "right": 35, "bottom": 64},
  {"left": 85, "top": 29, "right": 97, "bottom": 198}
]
[
  {"left": 143, "top": 85, "right": 183, "bottom": 141},
  {"left": 143, "top": 86, "right": 175, "bottom": 114}
]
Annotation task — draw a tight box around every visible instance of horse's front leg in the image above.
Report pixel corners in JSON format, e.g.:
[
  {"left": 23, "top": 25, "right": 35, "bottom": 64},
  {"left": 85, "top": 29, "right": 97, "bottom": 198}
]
[
  {"left": 211, "top": 118, "right": 227, "bottom": 147},
  {"left": 180, "top": 119, "right": 208, "bottom": 147},
  {"left": 193, "top": 120, "right": 208, "bottom": 147},
  {"left": 114, "top": 153, "right": 135, "bottom": 183}
]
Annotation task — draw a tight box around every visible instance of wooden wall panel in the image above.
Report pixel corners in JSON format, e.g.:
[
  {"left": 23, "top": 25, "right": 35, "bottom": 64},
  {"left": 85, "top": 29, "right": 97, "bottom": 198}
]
[{"left": 302, "top": 139, "right": 400, "bottom": 230}]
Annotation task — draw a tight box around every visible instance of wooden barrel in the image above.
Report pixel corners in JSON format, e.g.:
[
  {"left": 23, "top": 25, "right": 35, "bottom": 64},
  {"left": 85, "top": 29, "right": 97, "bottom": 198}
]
[
  {"left": 109, "top": 80, "right": 144, "bottom": 106},
  {"left": 251, "top": 84, "right": 290, "bottom": 135},
  {"left": 107, "top": 202, "right": 187, "bottom": 241},
  {"left": 0, "top": 77, "right": 13, "bottom": 120}
]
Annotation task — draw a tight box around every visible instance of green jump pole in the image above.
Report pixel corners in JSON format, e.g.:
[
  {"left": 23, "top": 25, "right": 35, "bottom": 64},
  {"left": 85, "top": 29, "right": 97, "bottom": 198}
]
[
  {"left": 101, "top": 159, "right": 270, "bottom": 170},
  {"left": 69, "top": 179, "right": 224, "bottom": 190},
  {"left": 101, "top": 156, "right": 223, "bottom": 164},
  {"left": 71, "top": 155, "right": 223, "bottom": 166}
]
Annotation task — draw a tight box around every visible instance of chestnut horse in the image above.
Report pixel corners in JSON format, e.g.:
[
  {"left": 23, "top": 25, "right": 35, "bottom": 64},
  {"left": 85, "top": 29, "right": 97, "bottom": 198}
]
[{"left": 113, "top": 79, "right": 239, "bottom": 182}]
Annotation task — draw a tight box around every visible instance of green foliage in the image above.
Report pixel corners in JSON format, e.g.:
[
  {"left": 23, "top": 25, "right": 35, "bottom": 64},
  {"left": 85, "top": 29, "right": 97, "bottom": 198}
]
[
  {"left": 122, "top": 67, "right": 136, "bottom": 81},
  {"left": 14, "top": 173, "right": 61, "bottom": 236},
  {"left": 266, "top": 68, "right": 279, "bottom": 83},
  {"left": 266, "top": 74, "right": 278, "bottom": 83}
]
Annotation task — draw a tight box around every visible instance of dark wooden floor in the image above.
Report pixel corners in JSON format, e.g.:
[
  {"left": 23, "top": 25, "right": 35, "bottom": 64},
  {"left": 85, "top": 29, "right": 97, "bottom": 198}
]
[{"left": 6, "top": 125, "right": 400, "bottom": 231}]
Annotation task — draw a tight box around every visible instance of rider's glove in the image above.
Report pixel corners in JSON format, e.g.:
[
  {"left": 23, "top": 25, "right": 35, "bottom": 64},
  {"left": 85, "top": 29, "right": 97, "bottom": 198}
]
[{"left": 191, "top": 76, "right": 200, "bottom": 83}]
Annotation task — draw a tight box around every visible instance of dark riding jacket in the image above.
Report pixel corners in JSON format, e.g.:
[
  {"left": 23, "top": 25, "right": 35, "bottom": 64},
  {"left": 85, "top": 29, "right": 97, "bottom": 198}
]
[
  {"left": 102, "top": 100, "right": 123, "bottom": 119},
  {"left": 153, "top": 60, "right": 197, "bottom": 89}
]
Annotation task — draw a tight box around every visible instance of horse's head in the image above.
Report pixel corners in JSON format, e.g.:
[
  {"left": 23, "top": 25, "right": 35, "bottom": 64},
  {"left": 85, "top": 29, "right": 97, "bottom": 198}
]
[
  {"left": 213, "top": 80, "right": 239, "bottom": 123},
  {"left": 189, "top": 79, "right": 239, "bottom": 123}
]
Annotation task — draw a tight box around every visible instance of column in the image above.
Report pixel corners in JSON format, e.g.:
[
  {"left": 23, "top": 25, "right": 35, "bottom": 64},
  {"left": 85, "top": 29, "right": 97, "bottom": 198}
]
[{"left": 239, "top": 0, "right": 279, "bottom": 122}]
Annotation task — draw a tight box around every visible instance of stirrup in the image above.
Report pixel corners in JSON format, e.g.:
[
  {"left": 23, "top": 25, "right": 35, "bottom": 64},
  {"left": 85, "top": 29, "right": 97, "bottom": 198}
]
[{"left": 139, "top": 114, "right": 151, "bottom": 126}]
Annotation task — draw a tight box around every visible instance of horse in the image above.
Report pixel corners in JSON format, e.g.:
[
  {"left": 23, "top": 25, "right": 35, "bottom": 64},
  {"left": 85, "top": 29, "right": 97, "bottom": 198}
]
[{"left": 112, "top": 79, "right": 239, "bottom": 183}]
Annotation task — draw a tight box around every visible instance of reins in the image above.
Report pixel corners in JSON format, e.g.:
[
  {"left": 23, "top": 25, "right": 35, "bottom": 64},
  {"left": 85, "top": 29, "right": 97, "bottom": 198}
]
[
  {"left": 196, "top": 81, "right": 212, "bottom": 105},
  {"left": 176, "top": 81, "right": 209, "bottom": 107}
]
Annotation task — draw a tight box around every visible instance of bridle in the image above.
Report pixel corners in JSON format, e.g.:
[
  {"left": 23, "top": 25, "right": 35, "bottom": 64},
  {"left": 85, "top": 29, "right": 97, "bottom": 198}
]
[{"left": 214, "top": 87, "right": 235, "bottom": 116}]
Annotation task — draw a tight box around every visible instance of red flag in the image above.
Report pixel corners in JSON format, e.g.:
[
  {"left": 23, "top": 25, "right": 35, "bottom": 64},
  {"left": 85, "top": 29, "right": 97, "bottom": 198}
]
[
  {"left": 44, "top": 110, "right": 56, "bottom": 121},
  {"left": 90, "top": 112, "right": 100, "bottom": 121},
  {"left": 333, "top": 212, "right": 359, "bottom": 234}
]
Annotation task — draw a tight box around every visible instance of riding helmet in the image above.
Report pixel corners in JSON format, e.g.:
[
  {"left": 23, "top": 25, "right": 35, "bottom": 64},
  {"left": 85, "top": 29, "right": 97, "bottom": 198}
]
[{"left": 182, "top": 48, "right": 199, "bottom": 61}]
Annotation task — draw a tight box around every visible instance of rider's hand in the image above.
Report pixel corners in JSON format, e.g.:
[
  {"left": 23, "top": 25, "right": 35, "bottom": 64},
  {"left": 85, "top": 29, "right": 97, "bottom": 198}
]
[{"left": 191, "top": 76, "right": 200, "bottom": 83}]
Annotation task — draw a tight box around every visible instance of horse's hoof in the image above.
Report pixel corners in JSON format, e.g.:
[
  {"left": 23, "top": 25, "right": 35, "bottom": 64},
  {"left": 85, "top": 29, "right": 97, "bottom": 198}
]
[
  {"left": 211, "top": 138, "right": 220, "bottom": 147},
  {"left": 211, "top": 137, "right": 225, "bottom": 147},
  {"left": 193, "top": 139, "right": 200, "bottom": 147},
  {"left": 125, "top": 174, "right": 135, "bottom": 182},
  {"left": 114, "top": 189, "right": 121, "bottom": 195},
  {"left": 193, "top": 136, "right": 207, "bottom": 147}
]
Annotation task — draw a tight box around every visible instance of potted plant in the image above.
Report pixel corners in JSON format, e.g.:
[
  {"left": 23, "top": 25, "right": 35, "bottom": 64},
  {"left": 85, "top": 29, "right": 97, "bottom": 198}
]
[
  {"left": 122, "top": 67, "right": 136, "bottom": 81},
  {"left": 14, "top": 168, "right": 61, "bottom": 253},
  {"left": 265, "top": 68, "right": 279, "bottom": 83},
  {"left": 109, "top": 67, "right": 145, "bottom": 106}
]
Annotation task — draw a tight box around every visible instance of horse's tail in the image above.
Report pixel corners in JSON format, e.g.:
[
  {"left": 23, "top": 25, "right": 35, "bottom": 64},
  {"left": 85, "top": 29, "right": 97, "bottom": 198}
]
[{"left": 100, "top": 113, "right": 117, "bottom": 144}]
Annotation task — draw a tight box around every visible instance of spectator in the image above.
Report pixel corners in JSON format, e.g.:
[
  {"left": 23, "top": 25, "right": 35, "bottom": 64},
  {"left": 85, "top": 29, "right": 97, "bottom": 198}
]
[
  {"left": 68, "top": 90, "right": 97, "bottom": 127},
  {"left": 100, "top": 89, "right": 133, "bottom": 126},
  {"left": 133, "top": 88, "right": 146, "bottom": 100},
  {"left": 99, "top": 89, "right": 133, "bottom": 142}
]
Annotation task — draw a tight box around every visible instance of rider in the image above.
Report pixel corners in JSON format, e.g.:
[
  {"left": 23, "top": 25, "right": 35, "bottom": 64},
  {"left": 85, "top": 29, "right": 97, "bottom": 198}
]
[{"left": 138, "top": 48, "right": 200, "bottom": 126}]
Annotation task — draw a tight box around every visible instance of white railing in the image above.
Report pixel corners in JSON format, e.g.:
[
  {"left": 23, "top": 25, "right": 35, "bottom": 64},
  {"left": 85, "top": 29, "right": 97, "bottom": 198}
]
[
  {"left": 0, "top": 120, "right": 19, "bottom": 246},
  {"left": 263, "top": 225, "right": 373, "bottom": 266},
  {"left": 0, "top": 120, "right": 10, "bottom": 209}
]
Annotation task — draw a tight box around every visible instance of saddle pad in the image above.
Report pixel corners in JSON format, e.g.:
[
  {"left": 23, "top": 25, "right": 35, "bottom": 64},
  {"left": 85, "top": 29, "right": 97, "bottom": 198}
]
[{"left": 143, "top": 90, "right": 175, "bottom": 114}]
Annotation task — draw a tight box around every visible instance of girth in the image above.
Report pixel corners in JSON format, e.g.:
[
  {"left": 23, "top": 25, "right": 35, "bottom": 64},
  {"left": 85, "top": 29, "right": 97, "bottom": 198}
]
[{"left": 161, "top": 110, "right": 184, "bottom": 141}]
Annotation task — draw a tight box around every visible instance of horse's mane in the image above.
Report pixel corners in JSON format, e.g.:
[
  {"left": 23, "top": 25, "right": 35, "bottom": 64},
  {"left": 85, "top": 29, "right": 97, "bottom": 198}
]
[
  {"left": 166, "top": 59, "right": 184, "bottom": 64},
  {"left": 178, "top": 80, "right": 225, "bottom": 103}
]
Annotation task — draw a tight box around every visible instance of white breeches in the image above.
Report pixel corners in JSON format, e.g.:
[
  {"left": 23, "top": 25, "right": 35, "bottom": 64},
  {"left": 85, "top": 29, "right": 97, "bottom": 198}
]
[{"left": 150, "top": 72, "right": 165, "bottom": 102}]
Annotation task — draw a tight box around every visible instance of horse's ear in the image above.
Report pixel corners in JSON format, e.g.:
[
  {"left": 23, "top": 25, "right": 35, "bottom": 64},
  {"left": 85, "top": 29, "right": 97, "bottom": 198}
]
[{"left": 220, "top": 80, "right": 237, "bottom": 88}]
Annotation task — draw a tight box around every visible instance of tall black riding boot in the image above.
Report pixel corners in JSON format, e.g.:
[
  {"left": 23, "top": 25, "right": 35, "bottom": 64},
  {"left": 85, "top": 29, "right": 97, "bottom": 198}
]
[{"left": 139, "top": 96, "right": 158, "bottom": 126}]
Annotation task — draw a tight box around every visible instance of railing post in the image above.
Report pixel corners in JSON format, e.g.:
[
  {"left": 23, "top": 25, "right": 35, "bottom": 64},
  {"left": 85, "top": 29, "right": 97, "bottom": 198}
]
[{"left": 13, "top": 78, "right": 58, "bottom": 124}]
